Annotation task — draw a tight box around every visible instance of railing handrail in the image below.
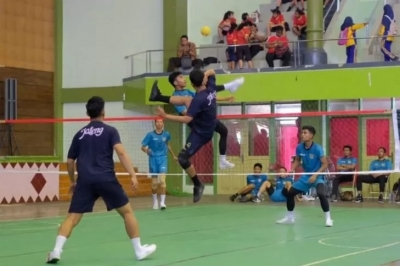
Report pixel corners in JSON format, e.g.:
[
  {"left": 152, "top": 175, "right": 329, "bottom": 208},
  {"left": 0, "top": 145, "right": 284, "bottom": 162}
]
[{"left": 323, "top": 0, "right": 339, "bottom": 22}]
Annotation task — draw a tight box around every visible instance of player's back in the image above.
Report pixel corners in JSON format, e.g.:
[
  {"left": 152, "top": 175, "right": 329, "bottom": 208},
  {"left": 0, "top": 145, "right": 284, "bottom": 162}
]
[
  {"left": 296, "top": 142, "right": 323, "bottom": 173},
  {"left": 70, "top": 121, "right": 119, "bottom": 182},
  {"left": 143, "top": 131, "right": 170, "bottom": 157}
]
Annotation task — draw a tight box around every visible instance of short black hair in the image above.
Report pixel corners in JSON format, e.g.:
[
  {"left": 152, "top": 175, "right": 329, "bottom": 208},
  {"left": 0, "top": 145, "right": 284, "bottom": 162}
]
[
  {"left": 180, "top": 35, "right": 188, "bottom": 40},
  {"left": 86, "top": 96, "right": 104, "bottom": 119},
  {"left": 301, "top": 125, "right": 316, "bottom": 135},
  {"left": 168, "top": 71, "right": 182, "bottom": 87},
  {"left": 275, "top": 25, "right": 284, "bottom": 32},
  {"left": 189, "top": 70, "right": 205, "bottom": 87},
  {"left": 241, "top": 12, "right": 249, "bottom": 21},
  {"left": 378, "top": 147, "right": 387, "bottom": 153},
  {"left": 254, "top": 163, "right": 263, "bottom": 169},
  {"left": 343, "top": 145, "right": 352, "bottom": 151}
]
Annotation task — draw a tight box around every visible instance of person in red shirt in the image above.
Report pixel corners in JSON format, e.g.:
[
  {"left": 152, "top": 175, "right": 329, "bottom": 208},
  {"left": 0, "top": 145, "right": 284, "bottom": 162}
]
[
  {"left": 265, "top": 26, "right": 291, "bottom": 68},
  {"left": 268, "top": 8, "right": 290, "bottom": 36},
  {"left": 292, "top": 8, "right": 307, "bottom": 40},
  {"left": 217, "top": 11, "right": 236, "bottom": 44},
  {"left": 236, "top": 21, "right": 254, "bottom": 69},
  {"left": 225, "top": 23, "right": 238, "bottom": 69}
]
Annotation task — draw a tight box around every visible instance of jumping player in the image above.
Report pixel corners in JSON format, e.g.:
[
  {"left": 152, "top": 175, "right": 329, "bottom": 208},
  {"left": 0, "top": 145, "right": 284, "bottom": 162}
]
[
  {"left": 46, "top": 97, "right": 156, "bottom": 263},
  {"left": 141, "top": 119, "right": 177, "bottom": 210},
  {"left": 167, "top": 71, "right": 244, "bottom": 169},
  {"left": 150, "top": 69, "right": 237, "bottom": 202},
  {"left": 276, "top": 125, "right": 333, "bottom": 227}
]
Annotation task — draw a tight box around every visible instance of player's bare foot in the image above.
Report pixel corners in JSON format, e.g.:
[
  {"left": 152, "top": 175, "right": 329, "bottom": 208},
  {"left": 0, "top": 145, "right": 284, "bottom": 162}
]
[
  {"left": 149, "top": 80, "right": 161, "bottom": 101},
  {"left": 193, "top": 183, "right": 205, "bottom": 203},
  {"left": 135, "top": 244, "right": 157, "bottom": 261},
  {"left": 160, "top": 203, "right": 166, "bottom": 210},
  {"left": 46, "top": 250, "right": 61, "bottom": 264}
]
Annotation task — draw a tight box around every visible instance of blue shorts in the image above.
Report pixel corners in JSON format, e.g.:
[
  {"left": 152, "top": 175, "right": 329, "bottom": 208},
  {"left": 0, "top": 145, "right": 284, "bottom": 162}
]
[
  {"left": 149, "top": 155, "right": 167, "bottom": 174},
  {"left": 270, "top": 190, "right": 286, "bottom": 202},
  {"left": 292, "top": 175, "right": 325, "bottom": 193},
  {"left": 69, "top": 179, "right": 129, "bottom": 213},
  {"left": 184, "top": 130, "right": 212, "bottom": 158},
  {"left": 226, "top": 47, "right": 237, "bottom": 62}
]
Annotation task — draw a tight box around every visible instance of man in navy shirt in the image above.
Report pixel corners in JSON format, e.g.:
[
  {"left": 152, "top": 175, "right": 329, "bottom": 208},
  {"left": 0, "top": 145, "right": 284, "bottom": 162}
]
[
  {"left": 276, "top": 126, "right": 332, "bottom": 227},
  {"left": 150, "top": 69, "right": 239, "bottom": 203},
  {"left": 46, "top": 97, "right": 156, "bottom": 264}
]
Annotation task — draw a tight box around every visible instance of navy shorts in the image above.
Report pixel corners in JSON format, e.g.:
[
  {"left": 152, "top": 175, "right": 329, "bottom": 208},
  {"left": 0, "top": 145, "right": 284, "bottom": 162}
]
[
  {"left": 226, "top": 47, "right": 237, "bottom": 62},
  {"left": 184, "top": 130, "right": 212, "bottom": 158},
  {"left": 68, "top": 179, "right": 129, "bottom": 213}
]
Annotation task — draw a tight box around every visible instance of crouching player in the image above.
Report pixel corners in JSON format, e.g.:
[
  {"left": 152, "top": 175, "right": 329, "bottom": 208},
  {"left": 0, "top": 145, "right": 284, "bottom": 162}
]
[{"left": 229, "top": 163, "right": 267, "bottom": 202}]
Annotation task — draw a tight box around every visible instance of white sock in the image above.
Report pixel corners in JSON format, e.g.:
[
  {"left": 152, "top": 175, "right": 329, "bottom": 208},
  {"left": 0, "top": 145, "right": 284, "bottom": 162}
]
[
  {"left": 152, "top": 194, "right": 158, "bottom": 205},
  {"left": 160, "top": 194, "right": 166, "bottom": 205},
  {"left": 287, "top": 211, "right": 294, "bottom": 219},
  {"left": 220, "top": 155, "right": 227, "bottom": 162},
  {"left": 325, "top": 211, "right": 331, "bottom": 220},
  {"left": 54, "top": 235, "right": 67, "bottom": 252},
  {"left": 131, "top": 237, "right": 142, "bottom": 251}
]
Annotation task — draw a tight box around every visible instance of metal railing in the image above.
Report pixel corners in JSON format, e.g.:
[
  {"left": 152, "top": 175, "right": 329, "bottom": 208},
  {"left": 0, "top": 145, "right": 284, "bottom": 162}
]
[
  {"left": 322, "top": 0, "right": 341, "bottom": 31},
  {"left": 124, "top": 35, "right": 400, "bottom": 77}
]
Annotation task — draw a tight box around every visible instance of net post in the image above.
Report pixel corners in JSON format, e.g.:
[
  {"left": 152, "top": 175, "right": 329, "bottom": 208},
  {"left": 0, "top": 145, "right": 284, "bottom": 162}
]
[{"left": 392, "top": 106, "right": 400, "bottom": 170}]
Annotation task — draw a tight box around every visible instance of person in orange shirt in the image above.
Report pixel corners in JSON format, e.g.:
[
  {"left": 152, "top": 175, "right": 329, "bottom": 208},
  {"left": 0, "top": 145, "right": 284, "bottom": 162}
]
[
  {"left": 236, "top": 21, "right": 254, "bottom": 69},
  {"left": 292, "top": 8, "right": 307, "bottom": 40},
  {"left": 217, "top": 11, "right": 236, "bottom": 44},
  {"left": 268, "top": 8, "right": 290, "bottom": 36},
  {"left": 225, "top": 23, "right": 238, "bottom": 69},
  {"left": 265, "top": 26, "right": 291, "bottom": 67}
]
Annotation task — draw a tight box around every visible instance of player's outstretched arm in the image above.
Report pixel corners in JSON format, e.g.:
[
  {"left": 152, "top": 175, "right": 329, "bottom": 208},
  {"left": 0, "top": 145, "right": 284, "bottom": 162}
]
[
  {"left": 167, "top": 143, "right": 178, "bottom": 161},
  {"left": 114, "top": 143, "right": 138, "bottom": 189},
  {"left": 216, "top": 96, "right": 235, "bottom": 103},
  {"left": 155, "top": 106, "right": 193, "bottom": 124},
  {"left": 204, "top": 69, "right": 216, "bottom": 77}
]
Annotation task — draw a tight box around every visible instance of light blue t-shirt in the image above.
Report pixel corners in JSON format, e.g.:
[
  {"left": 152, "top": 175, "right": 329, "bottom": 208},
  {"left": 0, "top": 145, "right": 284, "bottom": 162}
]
[
  {"left": 247, "top": 175, "right": 267, "bottom": 191},
  {"left": 296, "top": 142, "right": 324, "bottom": 173},
  {"left": 369, "top": 159, "right": 392, "bottom": 171},
  {"left": 337, "top": 157, "right": 357, "bottom": 172},
  {"left": 172, "top": 89, "right": 196, "bottom": 114},
  {"left": 141, "top": 131, "right": 171, "bottom": 157},
  {"left": 275, "top": 176, "right": 293, "bottom": 190}
]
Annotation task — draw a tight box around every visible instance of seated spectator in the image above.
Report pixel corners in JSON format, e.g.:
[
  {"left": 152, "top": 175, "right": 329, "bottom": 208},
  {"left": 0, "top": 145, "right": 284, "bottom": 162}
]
[
  {"left": 355, "top": 147, "right": 392, "bottom": 203},
  {"left": 339, "top": 16, "right": 367, "bottom": 64},
  {"left": 229, "top": 163, "right": 267, "bottom": 202},
  {"left": 236, "top": 21, "right": 254, "bottom": 69},
  {"left": 167, "top": 35, "right": 203, "bottom": 72},
  {"left": 248, "top": 23, "right": 266, "bottom": 59},
  {"left": 379, "top": 5, "right": 399, "bottom": 62},
  {"left": 217, "top": 11, "right": 236, "bottom": 44},
  {"left": 265, "top": 26, "right": 291, "bottom": 68},
  {"left": 330, "top": 145, "right": 357, "bottom": 202},
  {"left": 286, "top": 0, "right": 305, "bottom": 12},
  {"left": 268, "top": 8, "right": 290, "bottom": 36},
  {"left": 225, "top": 23, "right": 238, "bottom": 70},
  {"left": 292, "top": 8, "right": 307, "bottom": 40},
  {"left": 391, "top": 178, "right": 400, "bottom": 203}
]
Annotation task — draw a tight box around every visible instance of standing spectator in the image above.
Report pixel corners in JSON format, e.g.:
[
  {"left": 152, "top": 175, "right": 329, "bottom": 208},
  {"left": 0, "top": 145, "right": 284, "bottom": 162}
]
[
  {"left": 248, "top": 24, "right": 265, "bottom": 59},
  {"left": 217, "top": 11, "right": 236, "bottom": 44},
  {"left": 265, "top": 26, "right": 291, "bottom": 68},
  {"left": 225, "top": 23, "right": 238, "bottom": 70},
  {"left": 292, "top": 8, "right": 307, "bottom": 40},
  {"left": 379, "top": 5, "right": 399, "bottom": 62},
  {"left": 236, "top": 21, "right": 254, "bottom": 69},
  {"left": 167, "top": 35, "right": 203, "bottom": 72},
  {"left": 354, "top": 147, "right": 392, "bottom": 203},
  {"left": 268, "top": 8, "right": 290, "bottom": 37},
  {"left": 330, "top": 145, "right": 357, "bottom": 202},
  {"left": 339, "top": 17, "right": 367, "bottom": 64}
]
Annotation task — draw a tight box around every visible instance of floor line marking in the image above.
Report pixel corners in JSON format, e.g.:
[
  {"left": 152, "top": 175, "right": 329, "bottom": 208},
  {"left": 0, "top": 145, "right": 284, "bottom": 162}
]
[{"left": 318, "top": 236, "right": 372, "bottom": 249}]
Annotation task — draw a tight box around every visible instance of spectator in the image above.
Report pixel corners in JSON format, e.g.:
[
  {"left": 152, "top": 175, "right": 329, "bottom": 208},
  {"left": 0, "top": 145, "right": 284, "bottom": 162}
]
[
  {"left": 292, "top": 8, "right": 307, "bottom": 40},
  {"left": 339, "top": 16, "right": 367, "bottom": 64},
  {"left": 236, "top": 21, "right": 254, "bottom": 69},
  {"left": 217, "top": 11, "right": 236, "bottom": 44},
  {"left": 248, "top": 24, "right": 266, "bottom": 59},
  {"left": 330, "top": 145, "right": 357, "bottom": 202},
  {"left": 355, "top": 147, "right": 392, "bottom": 203},
  {"left": 225, "top": 23, "right": 238, "bottom": 70},
  {"left": 241, "top": 12, "right": 260, "bottom": 24},
  {"left": 379, "top": 4, "right": 399, "bottom": 62},
  {"left": 286, "top": 0, "right": 305, "bottom": 12},
  {"left": 167, "top": 35, "right": 203, "bottom": 72},
  {"left": 265, "top": 26, "right": 291, "bottom": 68},
  {"left": 253, "top": 128, "right": 269, "bottom": 156},
  {"left": 391, "top": 178, "right": 400, "bottom": 203},
  {"left": 268, "top": 8, "right": 290, "bottom": 37}
]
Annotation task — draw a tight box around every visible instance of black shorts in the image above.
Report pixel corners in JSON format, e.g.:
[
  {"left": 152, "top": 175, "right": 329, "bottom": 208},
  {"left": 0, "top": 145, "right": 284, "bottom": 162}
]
[
  {"left": 184, "top": 130, "right": 212, "bottom": 158},
  {"left": 222, "top": 30, "right": 228, "bottom": 36},
  {"left": 69, "top": 179, "right": 129, "bottom": 213},
  {"left": 271, "top": 22, "right": 290, "bottom": 32},
  {"left": 236, "top": 45, "right": 251, "bottom": 61}
]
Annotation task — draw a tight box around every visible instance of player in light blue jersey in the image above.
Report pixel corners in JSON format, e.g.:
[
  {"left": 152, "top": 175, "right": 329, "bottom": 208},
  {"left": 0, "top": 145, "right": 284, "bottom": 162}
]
[
  {"left": 277, "top": 126, "right": 333, "bottom": 227},
  {"left": 141, "top": 119, "right": 177, "bottom": 210}
]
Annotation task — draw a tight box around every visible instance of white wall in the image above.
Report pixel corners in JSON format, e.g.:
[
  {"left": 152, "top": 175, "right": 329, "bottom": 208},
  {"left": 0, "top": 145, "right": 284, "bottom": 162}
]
[
  {"left": 62, "top": 0, "right": 163, "bottom": 88},
  {"left": 62, "top": 102, "right": 154, "bottom": 172}
]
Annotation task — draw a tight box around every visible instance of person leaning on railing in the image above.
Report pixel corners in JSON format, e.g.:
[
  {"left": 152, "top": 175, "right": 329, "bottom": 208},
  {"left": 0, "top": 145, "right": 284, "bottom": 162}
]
[{"left": 167, "top": 35, "right": 203, "bottom": 72}]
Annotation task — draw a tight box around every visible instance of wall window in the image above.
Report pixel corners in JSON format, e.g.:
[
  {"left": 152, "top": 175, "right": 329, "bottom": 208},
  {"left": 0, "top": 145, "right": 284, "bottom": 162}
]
[
  {"left": 362, "top": 98, "right": 391, "bottom": 110},
  {"left": 245, "top": 104, "right": 271, "bottom": 114},
  {"left": 275, "top": 103, "right": 301, "bottom": 113},
  {"left": 328, "top": 100, "right": 358, "bottom": 111},
  {"left": 220, "top": 105, "right": 241, "bottom": 115}
]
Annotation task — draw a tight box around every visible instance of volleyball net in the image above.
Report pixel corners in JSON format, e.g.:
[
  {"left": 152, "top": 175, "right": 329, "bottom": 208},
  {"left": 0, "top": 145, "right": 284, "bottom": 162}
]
[{"left": 0, "top": 108, "right": 399, "bottom": 185}]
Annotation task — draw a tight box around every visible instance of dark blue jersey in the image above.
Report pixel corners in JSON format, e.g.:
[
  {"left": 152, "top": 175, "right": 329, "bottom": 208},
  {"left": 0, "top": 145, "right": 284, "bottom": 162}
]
[
  {"left": 67, "top": 121, "right": 121, "bottom": 182},
  {"left": 186, "top": 75, "right": 217, "bottom": 138}
]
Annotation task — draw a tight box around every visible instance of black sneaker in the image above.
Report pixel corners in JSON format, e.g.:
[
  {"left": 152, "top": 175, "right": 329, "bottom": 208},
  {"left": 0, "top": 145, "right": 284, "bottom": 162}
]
[
  {"left": 378, "top": 194, "right": 384, "bottom": 203},
  {"left": 286, "top": 6, "right": 293, "bottom": 12},
  {"left": 148, "top": 80, "right": 160, "bottom": 102},
  {"left": 193, "top": 184, "right": 205, "bottom": 203},
  {"left": 217, "top": 40, "right": 224, "bottom": 44},
  {"left": 229, "top": 194, "right": 238, "bottom": 202},
  {"left": 239, "top": 196, "right": 250, "bottom": 203},
  {"left": 354, "top": 194, "right": 363, "bottom": 203},
  {"left": 330, "top": 194, "right": 337, "bottom": 202}
]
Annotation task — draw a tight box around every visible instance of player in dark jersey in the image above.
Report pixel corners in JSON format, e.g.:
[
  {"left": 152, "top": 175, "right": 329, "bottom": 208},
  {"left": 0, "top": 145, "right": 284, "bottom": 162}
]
[
  {"left": 150, "top": 69, "right": 236, "bottom": 203},
  {"left": 46, "top": 96, "right": 156, "bottom": 264}
]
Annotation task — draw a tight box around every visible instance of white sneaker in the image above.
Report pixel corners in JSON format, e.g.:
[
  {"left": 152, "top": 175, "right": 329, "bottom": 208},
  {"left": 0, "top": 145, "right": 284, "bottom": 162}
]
[
  {"left": 153, "top": 203, "right": 158, "bottom": 210},
  {"left": 276, "top": 217, "right": 295, "bottom": 224},
  {"left": 325, "top": 219, "right": 333, "bottom": 227},
  {"left": 160, "top": 203, "right": 166, "bottom": 210},
  {"left": 46, "top": 250, "right": 61, "bottom": 264},
  {"left": 229, "top": 77, "right": 245, "bottom": 93},
  {"left": 136, "top": 244, "right": 157, "bottom": 261},
  {"left": 219, "top": 160, "right": 235, "bottom": 169}
]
